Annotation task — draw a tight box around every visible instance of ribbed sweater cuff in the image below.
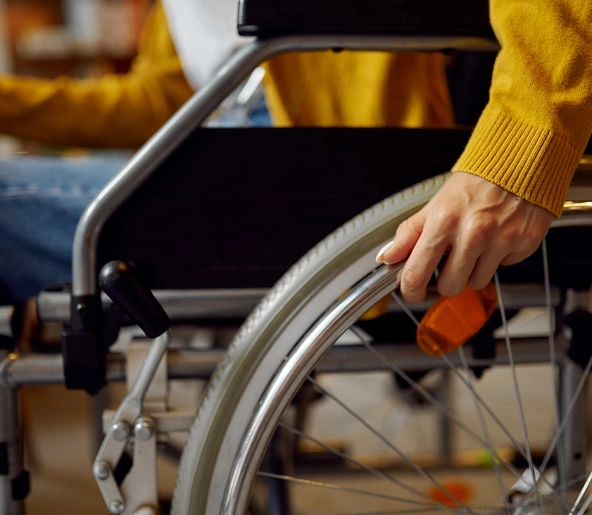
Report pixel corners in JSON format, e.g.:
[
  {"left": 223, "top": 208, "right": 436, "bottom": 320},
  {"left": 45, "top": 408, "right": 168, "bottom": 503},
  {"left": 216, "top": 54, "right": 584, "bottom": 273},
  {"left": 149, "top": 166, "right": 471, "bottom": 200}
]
[{"left": 451, "top": 108, "right": 583, "bottom": 217}]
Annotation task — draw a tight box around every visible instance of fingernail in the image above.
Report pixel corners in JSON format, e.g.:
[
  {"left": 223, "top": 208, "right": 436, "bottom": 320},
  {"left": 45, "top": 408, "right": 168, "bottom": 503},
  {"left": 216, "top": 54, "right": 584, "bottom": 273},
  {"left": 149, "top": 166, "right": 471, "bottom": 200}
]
[{"left": 375, "top": 241, "right": 394, "bottom": 263}]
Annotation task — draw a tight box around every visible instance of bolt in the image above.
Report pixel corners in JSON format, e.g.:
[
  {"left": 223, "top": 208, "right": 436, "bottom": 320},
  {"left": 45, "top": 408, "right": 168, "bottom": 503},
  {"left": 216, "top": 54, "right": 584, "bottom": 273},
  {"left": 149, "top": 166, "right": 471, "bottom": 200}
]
[
  {"left": 134, "top": 417, "right": 155, "bottom": 441},
  {"left": 109, "top": 500, "right": 125, "bottom": 514},
  {"left": 112, "top": 421, "right": 130, "bottom": 442},
  {"left": 93, "top": 461, "right": 110, "bottom": 480},
  {"left": 76, "top": 302, "right": 87, "bottom": 314}
]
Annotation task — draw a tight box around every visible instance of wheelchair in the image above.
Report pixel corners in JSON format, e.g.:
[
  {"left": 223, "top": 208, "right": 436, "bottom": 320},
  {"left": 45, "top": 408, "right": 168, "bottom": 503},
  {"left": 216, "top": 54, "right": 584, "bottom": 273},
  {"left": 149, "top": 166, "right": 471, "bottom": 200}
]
[{"left": 2, "top": 0, "right": 592, "bottom": 513}]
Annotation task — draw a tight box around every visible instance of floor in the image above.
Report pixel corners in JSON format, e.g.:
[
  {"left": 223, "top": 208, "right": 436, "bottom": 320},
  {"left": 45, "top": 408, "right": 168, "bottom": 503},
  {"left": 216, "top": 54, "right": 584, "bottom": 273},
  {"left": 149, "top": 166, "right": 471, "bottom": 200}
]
[
  {"left": 20, "top": 313, "right": 579, "bottom": 515},
  {"left": 23, "top": 381, "right": 185, "bottom": 514}
]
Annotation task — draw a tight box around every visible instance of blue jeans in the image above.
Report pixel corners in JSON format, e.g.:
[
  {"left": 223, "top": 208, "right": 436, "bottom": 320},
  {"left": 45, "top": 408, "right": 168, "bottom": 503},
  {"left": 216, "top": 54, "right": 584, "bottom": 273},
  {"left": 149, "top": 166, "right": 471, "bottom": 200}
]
[
  {"left": 0, "top": 100, "right": 272, "bottom": 304},
  {"left": 0, "top": 155, "right": 127, "bottom": 303}
]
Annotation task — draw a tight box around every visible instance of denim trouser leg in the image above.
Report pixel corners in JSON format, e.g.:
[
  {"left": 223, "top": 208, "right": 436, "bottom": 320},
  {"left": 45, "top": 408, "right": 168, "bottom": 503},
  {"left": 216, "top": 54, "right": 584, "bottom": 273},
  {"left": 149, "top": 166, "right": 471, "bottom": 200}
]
[{"left": 0, "top": 156, "right": 126, "bottom": 303}]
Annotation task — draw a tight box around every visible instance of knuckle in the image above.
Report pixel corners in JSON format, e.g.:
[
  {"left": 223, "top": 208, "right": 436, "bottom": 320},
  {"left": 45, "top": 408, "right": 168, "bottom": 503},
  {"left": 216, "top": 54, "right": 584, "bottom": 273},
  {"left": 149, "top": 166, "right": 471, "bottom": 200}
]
[
  {"left": 524, "top": 230, "right": 545, "bottom": 250},
  {"left": 402, "top": 267, "right": 425, "bottom": 292},
  {"left": 502, "top": 226, "right": 522, "bottom": 244},
  {"left": 501, "top": 253, "right": 526, "bottom": 266},
  {"left": 460, "top": 217, "right": 495, "bottom": 250},
  {"left": 467, "top": 275, "right": 491, "bottom": 290},
  {"left": 464, "top": 228, "right": 487, "bottom": 250},
  {"left": 438, "top": 281, "right": 461, "bottom": 298},
  {"left": 506, "top": 231, "right": 542, "bottom": 257},
  {"left": 468, "top": 216, "right": 495, "bottom": 237},
  {"left": 397, "top": 215, "right": 425, "bottom": 236},
  {"left": 437, "top": 282, "right": 451, "bottom": 297},
  {"left": 395, "top": 219, "right": 413, "bottom": 236},
  {"left": 431, "top": 209, "right": 458, "bottom": 232}
]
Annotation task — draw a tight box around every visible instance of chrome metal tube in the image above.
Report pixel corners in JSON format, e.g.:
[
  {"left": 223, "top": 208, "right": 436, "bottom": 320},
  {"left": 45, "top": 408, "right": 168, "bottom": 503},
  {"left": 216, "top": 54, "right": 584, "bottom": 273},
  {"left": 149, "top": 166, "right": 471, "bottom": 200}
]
[
  {"left": 558, "top": 359, "right": 588, "bottom": 486},
  {"left": 0, "top": 336, "right": 558, "bottom": 389},
  {"left": 37, "top": 284, "right": 559, "bottom": 324},
  {"left": 0, "top": 350, "right": 227, "bottom": 388},
  {"left": 0, "top": 352, "right": 24, "bottom": 515},
  {"left": 37, "top": 289, "right": 267, "bottom": 323}
]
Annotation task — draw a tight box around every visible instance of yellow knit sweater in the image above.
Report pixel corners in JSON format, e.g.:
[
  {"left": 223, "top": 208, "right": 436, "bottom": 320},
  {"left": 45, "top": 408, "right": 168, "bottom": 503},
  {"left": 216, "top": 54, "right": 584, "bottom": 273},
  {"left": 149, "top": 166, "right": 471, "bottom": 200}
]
[
  {"left": 263, "top": 51, "right": 453, "bottom": 128},
  {"left": 0, "top": 1, "right": 452, "bottom": 149},
  {"left": 452, "top": 0, "right": 592, "bottom": 217}
]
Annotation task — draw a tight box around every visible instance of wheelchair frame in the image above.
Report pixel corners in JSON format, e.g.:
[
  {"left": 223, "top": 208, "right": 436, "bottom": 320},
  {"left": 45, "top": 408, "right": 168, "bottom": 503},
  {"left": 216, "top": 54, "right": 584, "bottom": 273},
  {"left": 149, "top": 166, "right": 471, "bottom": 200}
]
[{"left": 3, "top": 9, "right": 592, "bottom": 514}]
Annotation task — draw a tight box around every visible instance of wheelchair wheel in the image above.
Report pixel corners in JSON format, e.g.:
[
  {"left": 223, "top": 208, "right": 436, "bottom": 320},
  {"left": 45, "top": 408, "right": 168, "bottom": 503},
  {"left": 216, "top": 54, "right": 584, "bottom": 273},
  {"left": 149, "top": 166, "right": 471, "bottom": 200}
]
[{"left": 173, "top": 172, "right": 592, "bottom": 514}]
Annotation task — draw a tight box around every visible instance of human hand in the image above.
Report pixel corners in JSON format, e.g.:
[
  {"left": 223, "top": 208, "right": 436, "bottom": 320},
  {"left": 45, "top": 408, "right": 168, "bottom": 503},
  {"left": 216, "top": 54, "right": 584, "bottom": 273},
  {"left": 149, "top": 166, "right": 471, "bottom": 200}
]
[{"left": 376, "top": 172, "right": 555, "bottom": 303}]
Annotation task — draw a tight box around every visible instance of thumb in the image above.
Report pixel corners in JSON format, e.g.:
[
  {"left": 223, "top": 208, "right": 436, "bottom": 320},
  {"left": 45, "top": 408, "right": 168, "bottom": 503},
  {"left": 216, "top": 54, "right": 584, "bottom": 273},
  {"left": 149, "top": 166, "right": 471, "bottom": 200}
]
[{"left": 376, "top": 210, "right": 426, "bottom": 265}]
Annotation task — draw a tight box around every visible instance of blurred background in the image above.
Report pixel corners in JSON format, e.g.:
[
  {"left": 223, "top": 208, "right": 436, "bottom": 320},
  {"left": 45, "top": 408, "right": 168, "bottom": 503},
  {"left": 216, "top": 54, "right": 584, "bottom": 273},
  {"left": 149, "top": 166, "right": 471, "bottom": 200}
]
[{"left": 0, "top": 0, "right": 153, "bottom": 154}]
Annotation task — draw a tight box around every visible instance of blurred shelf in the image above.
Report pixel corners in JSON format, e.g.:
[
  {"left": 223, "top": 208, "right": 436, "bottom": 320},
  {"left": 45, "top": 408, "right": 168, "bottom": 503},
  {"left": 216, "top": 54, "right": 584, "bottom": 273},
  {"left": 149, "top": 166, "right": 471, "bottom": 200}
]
[{"left": 3, "top": 0, "right": 153, "bottom": 77}]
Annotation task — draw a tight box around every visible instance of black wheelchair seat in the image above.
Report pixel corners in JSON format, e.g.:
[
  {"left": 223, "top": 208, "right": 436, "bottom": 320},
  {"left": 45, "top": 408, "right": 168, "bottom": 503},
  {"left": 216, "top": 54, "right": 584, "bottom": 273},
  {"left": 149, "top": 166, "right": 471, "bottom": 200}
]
[
  {"left": 98, "top": 128, "right": 592, "bottom": 292},
  {"left": 98, "top": 128, "right": 475, "bottom": 291}
]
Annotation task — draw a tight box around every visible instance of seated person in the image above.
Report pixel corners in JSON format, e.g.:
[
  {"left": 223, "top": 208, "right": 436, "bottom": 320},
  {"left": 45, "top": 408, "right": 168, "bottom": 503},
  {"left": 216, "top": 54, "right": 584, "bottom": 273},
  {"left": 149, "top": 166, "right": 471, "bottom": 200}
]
[
  {"left": 0, "top": 1, "right": 192, "bottom": 303},
  {"left": 0, "top": 0, "right": 453, "bottom": 304}
]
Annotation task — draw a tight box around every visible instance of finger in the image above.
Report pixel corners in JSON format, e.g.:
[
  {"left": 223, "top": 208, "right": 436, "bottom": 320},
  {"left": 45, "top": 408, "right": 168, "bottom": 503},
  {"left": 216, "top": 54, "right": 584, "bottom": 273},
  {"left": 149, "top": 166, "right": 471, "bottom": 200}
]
[
  {"left": 436, "top": 239, "right": 484, "bottom": 297},
  {"left": 400, "top": 230, "right": 449, "bottom": 304},
  {"left": 376, "top": 210, "right": 427, "bottom": 265},
  {"left": 467, "top": 248, "right": 508, "bottom": 290},
  {"left": 500, "top": 249, "right": 538, "bottom": 266},
  {"left": 500, "top": 228, "right": 547, "bottom": 267}
]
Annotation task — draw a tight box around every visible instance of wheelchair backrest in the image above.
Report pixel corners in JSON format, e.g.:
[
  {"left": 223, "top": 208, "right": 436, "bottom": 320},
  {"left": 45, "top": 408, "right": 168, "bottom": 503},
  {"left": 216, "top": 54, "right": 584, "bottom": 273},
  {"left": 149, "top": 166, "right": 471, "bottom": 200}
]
[
  {"left": 97, "top": 128, "right": 474, "bottom": 290},
  {"left": 238, "top": 0, "right": 492, "bottom": 39}
]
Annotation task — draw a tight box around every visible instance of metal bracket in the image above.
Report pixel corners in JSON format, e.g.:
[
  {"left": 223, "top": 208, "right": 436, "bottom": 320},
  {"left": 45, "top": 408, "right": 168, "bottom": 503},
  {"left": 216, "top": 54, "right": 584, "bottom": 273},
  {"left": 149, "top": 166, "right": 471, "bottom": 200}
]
[
  {"left": 102, "top": 408, "right": 195, "bottom": 436},
  {"left": 93, "top": 332, "right": 169, "bottom": 514},
  {"left": 126, "top": 339, "right": 167, "bottom": 413},
  {"left": 93, "top": 416, "right": 158, "bottom": 515}
]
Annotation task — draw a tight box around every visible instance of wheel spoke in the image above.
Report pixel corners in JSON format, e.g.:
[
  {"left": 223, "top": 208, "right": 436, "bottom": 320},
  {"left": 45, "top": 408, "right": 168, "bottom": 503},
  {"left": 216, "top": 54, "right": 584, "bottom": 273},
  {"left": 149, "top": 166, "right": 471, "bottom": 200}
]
[
  {"left": 257, "top": 471, "right": 466, "bottom": 511},
  {"left": 336, "top": 509, "right": 457, "bottom": 515},
  {"left": 457, "top": 346, "right": 511, "bottom": 515},
  {"left": 575, "top": 491, "right": 592, "bottom": 515},
  {"left": 518, "top": 351, "right": 592, "bottom": 504},
  {"left": 337, "top": 509, "right": 463, "bottom": 515},
  {"left": 570, "top": 470, "right": 592, "bottom": 514},
  {"left": 391, "top": 290, "right": 537, "bottom": 469},
  {"left": 494, "top": 273, "right": 542, "bottom": 514},
  {"left": 257, "top": 472, "right": 515, "bottom": 513},
  {"left": 541, "top": 238, "right": 566, "bottom": 500},
  {"left": 305, "top": 375, "right": 478, "bottom": 514},
  {"left": 351, "top": 326, "right": 525, "bottom": 482},
  {"left": 390, "top": 291, "right": 420, "bottom": 327},
  {"left": 278, "top": 422, "right": 439, "bottom": 505},
  {"left": 391, "top": 289, "right": 532, "bottom": 465},
  {"left": 391, "top": 275, "right": 571, "bottom": 511},
  {"left": 338, "top": 508, "right": 506, "bottom": 515}
]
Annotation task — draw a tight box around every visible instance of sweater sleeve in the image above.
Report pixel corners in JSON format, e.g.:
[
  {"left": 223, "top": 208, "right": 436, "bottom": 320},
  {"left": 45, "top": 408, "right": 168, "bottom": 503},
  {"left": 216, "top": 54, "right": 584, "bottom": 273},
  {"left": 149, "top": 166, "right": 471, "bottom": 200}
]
[
  {"left": 0, "top": 1, "right": 194, "bottom": 149},
  {"left": 452, "top": 0, "right": 592, "bottom": 217}
]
